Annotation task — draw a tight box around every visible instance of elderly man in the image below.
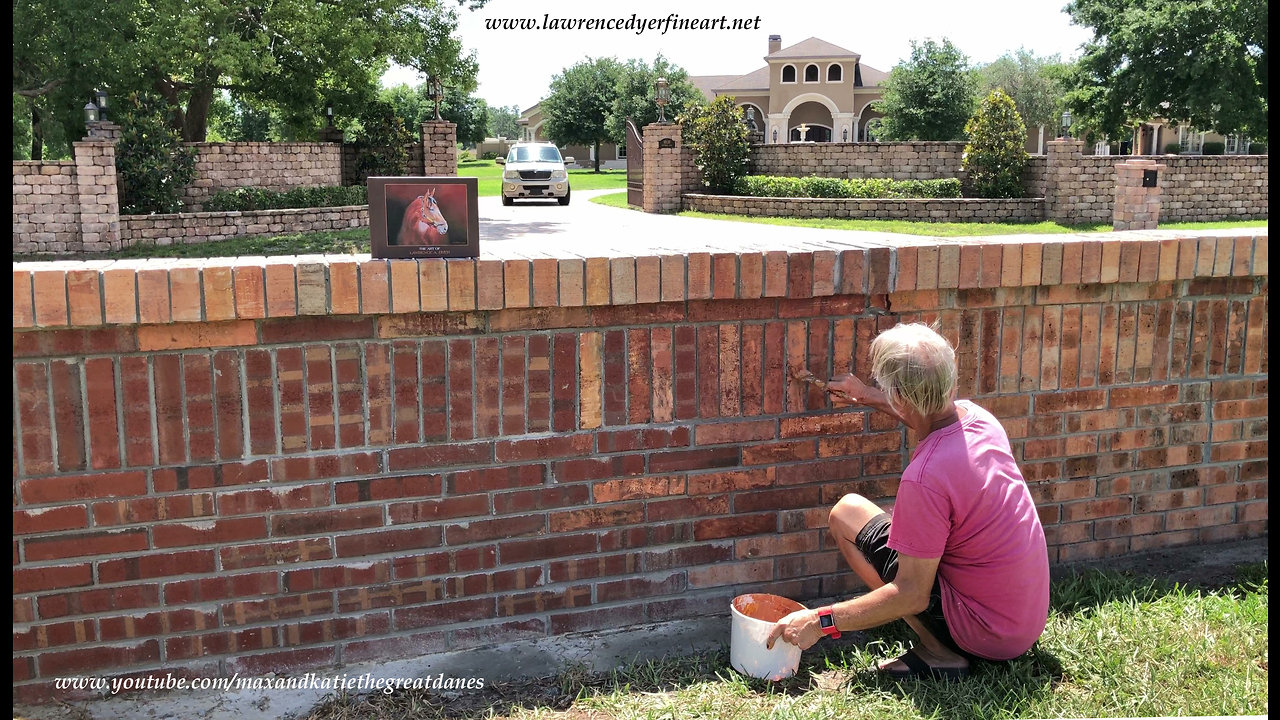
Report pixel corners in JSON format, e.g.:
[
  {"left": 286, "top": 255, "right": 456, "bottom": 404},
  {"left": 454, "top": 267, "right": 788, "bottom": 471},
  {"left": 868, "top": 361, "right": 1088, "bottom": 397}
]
[{"left": 766, "top": 323, "right": 1049, "bottom": 679}]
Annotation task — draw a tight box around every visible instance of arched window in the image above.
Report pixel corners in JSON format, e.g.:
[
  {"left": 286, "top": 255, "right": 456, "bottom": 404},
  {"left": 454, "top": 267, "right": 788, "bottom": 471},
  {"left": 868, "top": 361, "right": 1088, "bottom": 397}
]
[
  {"left": 827, "top": 64, "right": 842, "bottom": 82},
  {"left": 804, "top": 64, "right": 819, "bottom": 83},
  {"left": 781, "top": 65, "right": 796, "bottom": 83}
]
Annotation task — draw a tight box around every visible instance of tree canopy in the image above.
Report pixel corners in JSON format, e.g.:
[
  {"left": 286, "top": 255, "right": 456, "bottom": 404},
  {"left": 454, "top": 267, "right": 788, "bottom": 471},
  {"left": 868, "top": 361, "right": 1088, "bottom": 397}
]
[
  {"left": 1063, "top": 0, "right": 1267, "bottom": 140},
  {"left": 542, "top": 57, "right": 624, "bottom": 172},
  {"left": 486, "top": 104, "right": 522, "bottom": 140},
  {"left": 978, "top": 49, "right": 1070, "bottom": 132},
  {"left": 13, "top": 0, "right": 486, "bottom": 154},
  {"left": 873, "top": 38, "right": 977, "bottom": 141},
  {"left": 606, "top": 55, "right": 704, "bottom": 143}
]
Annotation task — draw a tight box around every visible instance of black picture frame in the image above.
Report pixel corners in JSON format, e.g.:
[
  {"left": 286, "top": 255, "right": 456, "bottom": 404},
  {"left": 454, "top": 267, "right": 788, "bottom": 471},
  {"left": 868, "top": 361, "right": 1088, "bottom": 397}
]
[{"left": 368, "top": 176, "right": 479, "bottom": 259}]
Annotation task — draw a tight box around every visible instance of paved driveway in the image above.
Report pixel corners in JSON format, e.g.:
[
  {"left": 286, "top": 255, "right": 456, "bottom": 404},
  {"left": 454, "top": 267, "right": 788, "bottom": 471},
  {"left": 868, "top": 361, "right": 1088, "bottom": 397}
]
[{"left": 476, "top": 189, "right": 915, "bottom": 260}]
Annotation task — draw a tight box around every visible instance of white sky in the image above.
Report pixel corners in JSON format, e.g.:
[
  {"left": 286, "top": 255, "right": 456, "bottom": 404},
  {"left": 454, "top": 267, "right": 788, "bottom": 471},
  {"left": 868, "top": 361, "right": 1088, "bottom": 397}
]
[{"left": 382, "top": 0, "right": 1095, "bottom": 111}]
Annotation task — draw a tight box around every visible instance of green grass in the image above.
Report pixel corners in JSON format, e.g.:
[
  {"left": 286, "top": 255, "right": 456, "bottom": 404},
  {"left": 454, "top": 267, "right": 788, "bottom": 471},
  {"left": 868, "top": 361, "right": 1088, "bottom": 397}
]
[
  {"left": 590, "top": 191, "right": 1268, "bottom": 236},
  {"left": 306, "top": 564, "right": 1268, "bottom": 720},
  {"left": 459, "top": 159, "right": 627, "bottom": 196},
  {"left": 13, "top": 229, "right": 373, "bottom": 261}
]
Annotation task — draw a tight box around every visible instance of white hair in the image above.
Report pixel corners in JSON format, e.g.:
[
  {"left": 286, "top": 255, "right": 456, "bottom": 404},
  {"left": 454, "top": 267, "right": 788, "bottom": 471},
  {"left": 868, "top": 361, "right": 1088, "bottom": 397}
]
[{"left": 869, "top": 323, "right": 957, "bottom": 417}]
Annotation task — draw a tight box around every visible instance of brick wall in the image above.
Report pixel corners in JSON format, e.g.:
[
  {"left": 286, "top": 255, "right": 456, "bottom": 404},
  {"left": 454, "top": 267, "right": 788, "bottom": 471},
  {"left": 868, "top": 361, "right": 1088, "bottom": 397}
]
[
  {"left": 749, "top": 142, "right": 967, "bottom": 181},
  {"left": 12, "top": 161, "right": 80, "bottom": 254},
  {"left": 684, "top": 194, "right": 1044, "bottom": 222},
  {"left": 119, "top": 206, "right": 368, "bottom": 248},
  {"left": 183, "top": 143, "right": 343, "bottom": 210},
  {"left": 11, "top": 229, "right": 1267, "bottom": 700}
]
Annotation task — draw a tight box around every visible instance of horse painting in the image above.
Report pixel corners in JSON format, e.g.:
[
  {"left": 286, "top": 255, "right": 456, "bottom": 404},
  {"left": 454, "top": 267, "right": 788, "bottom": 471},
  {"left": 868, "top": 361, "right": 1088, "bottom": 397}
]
[{"left": 396, "top": 188, "right": 450, "bottom": 246}]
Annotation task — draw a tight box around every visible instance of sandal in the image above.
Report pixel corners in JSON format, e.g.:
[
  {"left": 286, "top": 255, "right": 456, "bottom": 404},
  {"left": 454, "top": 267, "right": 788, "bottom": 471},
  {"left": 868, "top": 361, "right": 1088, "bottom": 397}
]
[{"left": 878, "top": 647, "right": 970, "bottom": 681}]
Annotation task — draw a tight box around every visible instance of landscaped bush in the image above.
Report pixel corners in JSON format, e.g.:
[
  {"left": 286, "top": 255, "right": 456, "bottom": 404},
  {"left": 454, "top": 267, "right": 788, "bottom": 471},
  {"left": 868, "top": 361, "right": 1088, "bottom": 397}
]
[
  {"left": 681, "top": 96, "right": 751, "bottom": 193},
  {"left": 1202, "top": 141, "right": 1225, "bottom": 155},
  {"left": 480, "top": 150, "right": 499, "bottom": 160},
  {"left": 962, "top": 89, "right": 1027, "bottom": 198},
  {"left": 116, "top": 92, "right": 198, "bottom": 215},
  {"left": 202, "top": 185, "right": 367, "bottom": 212},
  {"left": 1164, "top": 142, "right": 1182, "bottom": 154},
  {"left": 1249, "top": 142, "right": 1266, "bottom": 154},
  {"left": 733, "top": 175, "right": 961, "bottom": 199},
  {"left": 458, "top": 149, "right": 474, "bottom": 162}
]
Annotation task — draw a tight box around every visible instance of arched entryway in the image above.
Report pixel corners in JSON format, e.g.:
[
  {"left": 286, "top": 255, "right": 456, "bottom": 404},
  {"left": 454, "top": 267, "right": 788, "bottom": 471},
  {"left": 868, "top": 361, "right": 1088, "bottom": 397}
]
[{"left": 789, "top": 101, "right": 834, "bottom": 143}]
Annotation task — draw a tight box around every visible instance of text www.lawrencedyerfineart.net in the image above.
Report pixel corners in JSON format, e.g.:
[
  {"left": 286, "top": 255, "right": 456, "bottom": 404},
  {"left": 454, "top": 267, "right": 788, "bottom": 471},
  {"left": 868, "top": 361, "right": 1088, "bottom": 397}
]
[{"left": 485, "top": 13, "right": 762, "bottom": 35}]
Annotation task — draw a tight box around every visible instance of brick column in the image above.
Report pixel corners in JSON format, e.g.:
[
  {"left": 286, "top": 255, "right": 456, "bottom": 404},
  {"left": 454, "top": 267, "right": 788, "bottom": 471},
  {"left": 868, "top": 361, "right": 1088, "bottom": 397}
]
[
  {"left": 421, "top": 121, "right": 457, "bottom": 176},
  {"left": 1043, "top": 138, "right": 1083, "bottom": 222},
  {"left": 73, "top": 122, "right": 122, "bottom": 252},
  {"left": 642, "top": 122, "right": 697, "bottom": 213},
  {"left": 1113, "top": 159, "right": 1167, "bottom": 231}
]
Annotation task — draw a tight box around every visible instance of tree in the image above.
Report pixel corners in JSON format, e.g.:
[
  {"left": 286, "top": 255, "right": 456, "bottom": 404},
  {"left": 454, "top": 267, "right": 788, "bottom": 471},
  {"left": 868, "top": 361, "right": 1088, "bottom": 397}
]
[
  {"left": 1064, "top": 0, "right": 1267, "bottom": 141},
  {"left": 382, "top": 83, "right": 488, "bottom": 145},
  {"left": 606, "top": 55, "right": 704, "bottom": 143},
  {"left": 392, "top": 3, "right": 479, "bottom": 122},
  {"left": 873, "top": 38, "right": 977, "bottom": 141},
  {"left": 486, "top": 104, "right": 522, "bottom": 139},
  {"left": 542, "top": 58, "right": 624, "bottom": 172},
  {"left": 352, "top": 100, "right": 413, "bottom": 182},
  {"left": 681, "top": 96, "right": 751, "bottom": 194},
  {"left": 14, "top": 0, "right": 486, "bottom": 146},
  {"left": 441, "top": 91, "right": 488, "bottom": 145},
  {"left": 978, "top": 49, "right": 1070, "bottom": 132},
  {"left": 207, "top": 93, "right": 273, "bottom": 142},
  {"left": 963, "top": 90, "right": 1028, "bottom": 198}
]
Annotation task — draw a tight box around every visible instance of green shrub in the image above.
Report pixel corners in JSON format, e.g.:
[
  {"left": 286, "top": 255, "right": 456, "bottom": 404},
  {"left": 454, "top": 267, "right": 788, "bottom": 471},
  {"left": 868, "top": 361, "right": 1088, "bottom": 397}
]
[
  {"left": 115, "top": 92, "right": 198, "bottom": 215},
  {"left": 480, "top": 150, "right": 499, "bottom": 160},
  {"left": 734, "top": 175, "right": 960, "bottom": 199},
  {"left": 352, "top": 100, "right": 412, "bottom": 182},
  {"left": 681, "top": 96, "right": 752, "bottom": 194},
  {"left": 1249, "top": 142, "right": 1266, "bottom": 154},
  {"left": 202, "top": 185, "right": 367, "bottom": 212},
  {"left": 458, "top": 149, "right": 474, "bottom": 162},
  {"left": 1164, "top": 142, "right": 1182, "bottom": 154},
  {"left": 1202, "top": 141, "right": 1225, "bottom": 155},
  {"left": 962, "top": 89, "right": 1027, "bottom": 198}
]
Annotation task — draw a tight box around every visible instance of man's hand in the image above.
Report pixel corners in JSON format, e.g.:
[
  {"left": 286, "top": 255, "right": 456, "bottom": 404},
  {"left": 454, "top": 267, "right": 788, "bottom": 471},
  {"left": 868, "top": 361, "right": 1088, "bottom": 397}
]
[
  {"left": 765, "top": 608, "right": 822, "bottom": 651},
  {"left": 826, "top": 374, "right": 873, "bottom": 407}
]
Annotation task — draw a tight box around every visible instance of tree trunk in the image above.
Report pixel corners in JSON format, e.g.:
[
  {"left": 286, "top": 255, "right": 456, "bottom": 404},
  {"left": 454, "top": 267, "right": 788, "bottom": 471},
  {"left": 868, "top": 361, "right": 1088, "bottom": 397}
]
[
  {"left": 593, "top": 139, "right": 601, "bottom": 173},
  {"left": 183, "top": 85, "right": 215, "bottom": 142},
  {"left": 30, "top": 103, "right": 43, "bottom": 161}
]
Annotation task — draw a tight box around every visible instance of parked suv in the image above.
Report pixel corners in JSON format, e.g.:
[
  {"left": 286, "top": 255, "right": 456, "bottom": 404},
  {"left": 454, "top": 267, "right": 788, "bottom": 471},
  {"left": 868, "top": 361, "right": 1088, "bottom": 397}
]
[{"left": 497, "top": 142, "right": 571, "bottom": 206}]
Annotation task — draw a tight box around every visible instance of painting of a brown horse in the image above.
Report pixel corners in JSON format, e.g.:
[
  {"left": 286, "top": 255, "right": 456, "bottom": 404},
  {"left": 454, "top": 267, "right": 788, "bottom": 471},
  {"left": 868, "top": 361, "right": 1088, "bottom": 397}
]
[{"left": 396, "top": 187, "right": 450, "bottom": 245}]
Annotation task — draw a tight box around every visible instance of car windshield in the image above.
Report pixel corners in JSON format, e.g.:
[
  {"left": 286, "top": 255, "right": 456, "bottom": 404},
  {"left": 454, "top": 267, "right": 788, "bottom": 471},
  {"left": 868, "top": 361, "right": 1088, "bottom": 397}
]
[{"left": 509, "top": 145, "right": 562, "bottom": 163}]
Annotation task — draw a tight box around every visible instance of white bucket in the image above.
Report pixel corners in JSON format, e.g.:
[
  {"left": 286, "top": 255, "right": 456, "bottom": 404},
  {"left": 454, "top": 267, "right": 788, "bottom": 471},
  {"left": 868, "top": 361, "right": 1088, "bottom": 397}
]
[{"left": 729, "top": 593, "right": 806, "bottom": 681}]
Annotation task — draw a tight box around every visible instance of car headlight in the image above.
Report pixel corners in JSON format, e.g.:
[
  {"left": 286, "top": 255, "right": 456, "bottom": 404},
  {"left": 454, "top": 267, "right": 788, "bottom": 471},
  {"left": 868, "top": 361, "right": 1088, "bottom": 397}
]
[
  {"left": 551, "top": 169, "right": 567, "bottom": 180},
  {"left": 503, "top": 169, "right": 519, "bottom": 180}
]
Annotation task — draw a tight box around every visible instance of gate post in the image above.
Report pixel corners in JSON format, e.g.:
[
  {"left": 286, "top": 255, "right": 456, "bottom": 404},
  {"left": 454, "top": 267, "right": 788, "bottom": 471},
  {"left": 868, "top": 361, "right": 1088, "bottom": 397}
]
[
  {"left": 1113, "top": 159, "right": 1166, "bottom": 231},
  {"left": 421, "top": 121, "right": 457, "bottom": 176},
  {"left": 642, "top": 122, "right": 687, "bottom": 213}
]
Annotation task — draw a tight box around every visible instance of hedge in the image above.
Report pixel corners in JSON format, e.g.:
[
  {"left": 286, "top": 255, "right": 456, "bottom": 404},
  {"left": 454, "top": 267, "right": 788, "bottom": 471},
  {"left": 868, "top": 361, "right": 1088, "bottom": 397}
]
[
  {"left": 202, "top": 185, "right": 368, "bottom": 212},
  {"left": 733, "top": 175, "right": 962, "bottom": 199}
]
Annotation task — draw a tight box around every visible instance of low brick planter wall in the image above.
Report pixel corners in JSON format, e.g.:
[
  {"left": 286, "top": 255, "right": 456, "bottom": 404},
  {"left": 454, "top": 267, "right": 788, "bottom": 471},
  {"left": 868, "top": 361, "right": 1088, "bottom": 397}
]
[
  {"left": 119, "top": 205, "right": 369, "bottom": 247},
  {"left": 11, "top": 228, "right": 1268, "bottom": 700},
  {"left": 684, "top": 193, "right": 1046, "bottom": 222}
]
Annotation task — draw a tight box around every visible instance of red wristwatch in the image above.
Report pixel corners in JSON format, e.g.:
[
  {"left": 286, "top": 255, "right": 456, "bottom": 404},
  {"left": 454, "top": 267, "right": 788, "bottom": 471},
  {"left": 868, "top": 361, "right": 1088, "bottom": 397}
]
[{"left": 817, "top": 606, "right": 841, "bottom": 639}]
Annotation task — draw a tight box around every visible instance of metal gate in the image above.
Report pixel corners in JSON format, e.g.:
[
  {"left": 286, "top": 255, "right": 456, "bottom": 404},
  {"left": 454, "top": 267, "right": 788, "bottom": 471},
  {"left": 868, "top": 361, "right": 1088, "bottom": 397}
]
[{"left": 625, "top": 118, "right": 643, "bottom": 207}]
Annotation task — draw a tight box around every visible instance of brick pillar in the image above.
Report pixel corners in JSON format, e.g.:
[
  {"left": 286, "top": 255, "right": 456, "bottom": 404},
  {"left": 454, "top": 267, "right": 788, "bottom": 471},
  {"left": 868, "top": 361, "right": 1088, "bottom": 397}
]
[
  {"left": 73, "top": 124, "right": 122, "bottom": 252},
  {"left": 421, "top": 121, "right": 457, "bottom": 176},
  {"left": 642, "top": 122, "right": 698, "bottom": 213},
  {"left": 1043, "top": 138, "right": 1083, "bottom": 222},
  {"left": 1112, "top": 159, "right": 1166, "bottom": 231},
  {"left": 318, "top": 127, "right": 345, "bottom": 143}
]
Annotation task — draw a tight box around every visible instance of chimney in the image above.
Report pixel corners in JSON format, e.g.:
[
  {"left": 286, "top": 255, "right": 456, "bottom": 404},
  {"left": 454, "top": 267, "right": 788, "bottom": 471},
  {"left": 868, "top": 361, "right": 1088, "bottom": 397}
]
[{"left": 768, "top": 34, "right": 781, "bottom": 55}]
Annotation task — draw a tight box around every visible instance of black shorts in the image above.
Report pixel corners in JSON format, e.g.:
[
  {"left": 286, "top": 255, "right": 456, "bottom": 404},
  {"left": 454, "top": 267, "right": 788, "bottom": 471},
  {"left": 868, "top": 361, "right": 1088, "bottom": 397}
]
[{"left": 853, "top": 512, "right": 977, "bottom": 660}]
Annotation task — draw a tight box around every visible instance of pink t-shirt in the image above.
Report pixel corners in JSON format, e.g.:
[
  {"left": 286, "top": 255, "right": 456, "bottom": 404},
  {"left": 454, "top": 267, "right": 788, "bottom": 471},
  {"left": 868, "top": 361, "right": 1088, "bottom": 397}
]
[{"left": 887, "top": 400, "right": 1050, "bottom": 660}]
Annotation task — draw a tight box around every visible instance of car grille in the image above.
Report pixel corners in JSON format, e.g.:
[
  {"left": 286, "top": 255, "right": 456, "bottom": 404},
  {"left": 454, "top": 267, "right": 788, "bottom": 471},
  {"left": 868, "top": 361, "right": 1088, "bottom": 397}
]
[{"left": 519, "top": 170, "right": 552, "bottom": 180}]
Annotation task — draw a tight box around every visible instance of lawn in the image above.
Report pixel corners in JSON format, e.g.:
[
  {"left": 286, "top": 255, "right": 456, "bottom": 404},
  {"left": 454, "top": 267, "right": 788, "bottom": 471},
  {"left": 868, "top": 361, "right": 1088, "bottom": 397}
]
[
  {"left": 305, "top": 564, "right": 1269, "bottom": 720},
  {"left": 459, "top": 160, "right": 627, "bottom": 197},
  {"left": 590, "top": 191, "right": 1269, "bottom": 237}
]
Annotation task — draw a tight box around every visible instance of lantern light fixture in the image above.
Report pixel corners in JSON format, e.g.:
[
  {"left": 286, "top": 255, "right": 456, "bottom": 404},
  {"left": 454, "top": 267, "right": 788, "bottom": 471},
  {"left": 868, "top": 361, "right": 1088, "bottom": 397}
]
[{"left": 654, "top": 77, "right": 671, "bottom": 124}]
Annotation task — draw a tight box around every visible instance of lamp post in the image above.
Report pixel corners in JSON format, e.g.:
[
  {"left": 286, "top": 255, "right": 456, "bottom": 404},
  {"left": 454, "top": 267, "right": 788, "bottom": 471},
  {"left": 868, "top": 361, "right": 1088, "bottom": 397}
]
[
  {"left": 325, "top": 102, "right": 334, "bottom": 128},
  {"left": 772, "top": 128, "right": 778, "bottom": 144},
  {"left": 93, "top": 89, "right": 108, "bottom": 122},
  {"left": 842, "top": 127, "right": 848, "bottom": 142},
  {"left": 654, "top": 77, "right": 670, "bottom": 124},
  {"left": 1060, "top": 110, "right": 1072, "bottom": 139},
  {"left": 432, "top": 79, "right": 444, "bottom": 121},
  {"left": 83, "top": 102, "right": 99, "bottom": 124}
]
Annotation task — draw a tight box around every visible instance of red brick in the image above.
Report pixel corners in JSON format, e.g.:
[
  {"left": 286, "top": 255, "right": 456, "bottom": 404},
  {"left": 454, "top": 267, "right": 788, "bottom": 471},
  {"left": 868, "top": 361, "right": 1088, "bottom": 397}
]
[
  {"left": 447, "top": 259, "right": 477, "bottom": 311},
  {"left": 687, "top": 559, "right": 773, "bottom": 588},
  {"left": 549, "top": 503, "right": 644, "bottom": 532},
  {"left": 593, "top": 475, "right": 685, "bottom": 503},
  {"left": 13, "top": 563, "right": 94, "bottom": 594},
  {"left": 693, "top": 513, "right": 776, "bottom": 540}
]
